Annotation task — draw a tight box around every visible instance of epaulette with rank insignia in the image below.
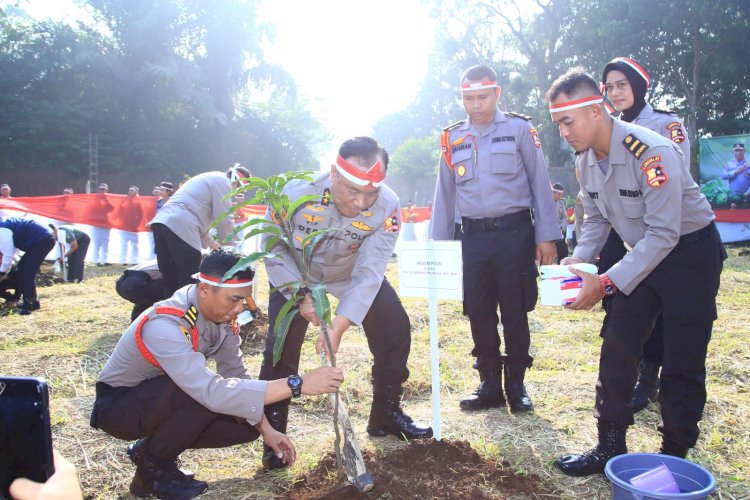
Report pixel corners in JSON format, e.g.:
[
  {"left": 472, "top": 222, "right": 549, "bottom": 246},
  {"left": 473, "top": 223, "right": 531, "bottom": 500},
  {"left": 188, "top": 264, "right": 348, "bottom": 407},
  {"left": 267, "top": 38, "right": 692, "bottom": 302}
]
[
  {"left": 653, "top": 108, "right": 677, "bottom": 116},
  {"left": 623, "top": 133, "right": 650, "bottom": 160},
  {"left": 506, "top": 112, "right": 532, "bottom": 121},
  {"left": 440, "top": 120, "right": 465, "bottom": 172}
]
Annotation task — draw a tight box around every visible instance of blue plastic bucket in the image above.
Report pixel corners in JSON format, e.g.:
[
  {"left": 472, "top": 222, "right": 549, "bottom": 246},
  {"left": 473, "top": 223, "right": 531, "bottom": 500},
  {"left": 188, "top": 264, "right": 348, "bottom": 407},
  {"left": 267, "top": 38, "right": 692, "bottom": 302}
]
[{"left": 605, "top": 453, "right": 716, "bottom": 500}]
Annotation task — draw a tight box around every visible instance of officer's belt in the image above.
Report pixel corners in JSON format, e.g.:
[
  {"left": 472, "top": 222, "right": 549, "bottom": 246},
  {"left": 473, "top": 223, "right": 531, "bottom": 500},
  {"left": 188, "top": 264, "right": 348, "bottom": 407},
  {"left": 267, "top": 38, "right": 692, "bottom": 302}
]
[
  {"left": 673, "top": 221, "right": 718, "bottom": 252},
  {"left": 462, "top": 209, "right": 531, "bottom": 232}
]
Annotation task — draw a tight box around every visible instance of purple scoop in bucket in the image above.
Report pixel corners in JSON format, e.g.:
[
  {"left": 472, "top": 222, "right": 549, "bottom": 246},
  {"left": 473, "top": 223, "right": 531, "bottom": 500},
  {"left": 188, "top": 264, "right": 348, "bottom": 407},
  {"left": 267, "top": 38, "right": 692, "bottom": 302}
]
[{"left": 629, "top": 463, "right": 680, "bottom": 494}]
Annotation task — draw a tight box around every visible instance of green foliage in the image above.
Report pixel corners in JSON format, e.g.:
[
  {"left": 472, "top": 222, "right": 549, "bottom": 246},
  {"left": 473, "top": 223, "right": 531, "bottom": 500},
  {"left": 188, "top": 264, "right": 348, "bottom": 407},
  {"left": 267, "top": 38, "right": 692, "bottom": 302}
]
[
  {"left": 219, "top": 171, "right": 338, "bottom": 366},
  {"left": 0, "top": 2, "right": 326, "bottom": 192}
]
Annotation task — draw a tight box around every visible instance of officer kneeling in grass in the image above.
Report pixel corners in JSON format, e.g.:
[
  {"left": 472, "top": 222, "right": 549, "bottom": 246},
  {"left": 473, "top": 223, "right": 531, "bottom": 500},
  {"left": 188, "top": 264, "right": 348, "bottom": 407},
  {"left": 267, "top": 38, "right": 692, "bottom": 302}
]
[
  {"left": 546, "top": 67, "right": 725, "bottom": 476},
  {"left": 91, "top": 249, "right": 344, "bottom": 500}
]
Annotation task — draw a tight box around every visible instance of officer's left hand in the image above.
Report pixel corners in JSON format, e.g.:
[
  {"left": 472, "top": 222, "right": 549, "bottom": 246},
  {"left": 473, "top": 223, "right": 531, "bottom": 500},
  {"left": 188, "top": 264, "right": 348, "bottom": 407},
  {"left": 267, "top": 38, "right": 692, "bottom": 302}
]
[
  {"left": 260, "top": 424, "right": 297, "bottom": 467},
  {"left": 316, "top": 326, "right": 342, "bottom": 357},
  {"left": 536, "top": 241, "right": 557, "bottom": 265},
  {"left": 564, "top": 267, "right": 604, "bottom": 310}
]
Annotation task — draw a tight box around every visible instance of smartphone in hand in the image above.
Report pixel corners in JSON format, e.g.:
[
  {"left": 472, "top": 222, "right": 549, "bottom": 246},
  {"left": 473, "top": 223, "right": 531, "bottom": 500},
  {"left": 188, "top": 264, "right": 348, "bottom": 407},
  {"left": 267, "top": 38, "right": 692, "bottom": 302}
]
[{"left": 0, "top": 376, "right": 54, "bottom": 499}]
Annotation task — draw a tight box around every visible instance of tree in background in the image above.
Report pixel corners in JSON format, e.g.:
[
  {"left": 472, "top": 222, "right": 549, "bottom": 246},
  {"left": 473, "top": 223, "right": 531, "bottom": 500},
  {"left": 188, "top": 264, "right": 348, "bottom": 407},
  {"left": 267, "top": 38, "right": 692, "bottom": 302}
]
[{"left": 388, "top": 136, "right": 439, "bottom": 205}]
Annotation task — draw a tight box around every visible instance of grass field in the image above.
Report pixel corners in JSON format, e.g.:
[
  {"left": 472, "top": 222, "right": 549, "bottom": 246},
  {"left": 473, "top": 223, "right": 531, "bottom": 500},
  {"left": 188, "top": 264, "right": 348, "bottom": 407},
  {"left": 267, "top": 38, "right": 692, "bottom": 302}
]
[{"left": 1, "top": 247, "right": 749, "bottom": 499}]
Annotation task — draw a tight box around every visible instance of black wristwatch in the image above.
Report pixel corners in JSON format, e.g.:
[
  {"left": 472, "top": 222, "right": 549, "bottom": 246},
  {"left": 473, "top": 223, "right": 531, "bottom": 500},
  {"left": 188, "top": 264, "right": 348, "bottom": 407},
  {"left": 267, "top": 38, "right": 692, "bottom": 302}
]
[{"left": 287, "top": 374, "right": 303, "bottom": 398}]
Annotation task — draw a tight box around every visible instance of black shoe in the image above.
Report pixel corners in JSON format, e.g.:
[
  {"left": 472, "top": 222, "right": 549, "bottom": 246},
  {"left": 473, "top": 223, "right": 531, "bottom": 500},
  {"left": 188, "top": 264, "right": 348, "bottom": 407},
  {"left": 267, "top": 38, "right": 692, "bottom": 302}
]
[
  {"left": 556, "top": 421, "right": 627, "bottom": 477},
  {"left": 459, "top": 368, "right": 505, "bottom": 411},
  {"left": 504, "top": 365, "right": 533, "bottom": 413},
  {"left": 367, "top": 384, "right": 433, "bottom": 440},
  {"left": 262, "top": 445, "right": 289, "bottom": 470},
  {"left": 130, "top": 450, "right": 207, "bottom": 500},
  {"left": 632, "top": 361, "right": 660, "bottom": 413},
  {"left": 127, "top": 439, "right": 194, "bottom": 479},
  {"left": 659, "top": 439, "right": 688, "bottom": 458}
]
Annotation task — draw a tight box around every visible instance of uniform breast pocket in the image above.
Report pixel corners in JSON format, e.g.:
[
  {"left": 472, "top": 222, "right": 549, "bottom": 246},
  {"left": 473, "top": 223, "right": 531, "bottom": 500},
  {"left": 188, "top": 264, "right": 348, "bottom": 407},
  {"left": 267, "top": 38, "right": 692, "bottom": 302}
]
[
  {"left": 621, "top": 199, "right": 646, "bottom": 219},
  {"left": 451, "top": 149, "right": 474, "bottom": 184},
  {"left": 490, "top": 142, "right": 517, "bottom": 174}
]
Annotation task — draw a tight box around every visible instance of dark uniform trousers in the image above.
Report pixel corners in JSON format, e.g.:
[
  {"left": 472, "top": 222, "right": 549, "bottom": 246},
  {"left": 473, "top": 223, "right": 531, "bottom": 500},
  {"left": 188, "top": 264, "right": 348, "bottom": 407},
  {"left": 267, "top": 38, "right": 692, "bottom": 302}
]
[
  {"left": 599, "top": 229, "right": 664, "bottom": 365},
  {"left": 66, "top": 233, "right": 90, "bottom": 283},
  {"left": 115, "top": 270, "right": 167, "bottom": 321},
  {"left": 17, "top": 235, "right": 56, "bottom": 307},
  {"left": 91, "top": 377, "right": 260, "bottom": 462},
  {"left": 461, "top": 209, "right": 537, "bottom": 369},
  {"left": 259, "top": 279, "right": 411, "bottom": 389},
  {"left": 595, "top": 223, "right": 724, "bottom": 448},
  {"left": 151, "top": 223, "right": 202, "bottom": 297}
]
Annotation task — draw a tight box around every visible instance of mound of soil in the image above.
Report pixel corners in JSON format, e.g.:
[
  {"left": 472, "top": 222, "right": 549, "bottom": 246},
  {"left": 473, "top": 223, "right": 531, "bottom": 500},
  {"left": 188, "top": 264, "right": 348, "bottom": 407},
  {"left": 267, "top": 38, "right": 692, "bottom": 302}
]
[{"left": 284, "top": 439, "right": 553, "bottom": 499}]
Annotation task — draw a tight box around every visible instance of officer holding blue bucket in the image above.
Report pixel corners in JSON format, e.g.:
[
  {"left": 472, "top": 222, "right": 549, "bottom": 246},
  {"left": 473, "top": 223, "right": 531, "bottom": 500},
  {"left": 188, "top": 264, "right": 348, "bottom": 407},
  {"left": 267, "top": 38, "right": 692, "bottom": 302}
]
[{"left": 545, "top": 68, "right": 725, "bottom": 476}]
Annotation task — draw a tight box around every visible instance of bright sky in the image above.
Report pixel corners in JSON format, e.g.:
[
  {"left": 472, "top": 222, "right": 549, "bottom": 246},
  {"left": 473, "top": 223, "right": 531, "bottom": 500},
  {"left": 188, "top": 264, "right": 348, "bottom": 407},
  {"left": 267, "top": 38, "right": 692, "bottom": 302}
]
[
  {"left": 258, "top": 0, "right": 436, "bottom": 162},
  {"left": 9, "top": 0, "right": 437, "bottom": 165}
]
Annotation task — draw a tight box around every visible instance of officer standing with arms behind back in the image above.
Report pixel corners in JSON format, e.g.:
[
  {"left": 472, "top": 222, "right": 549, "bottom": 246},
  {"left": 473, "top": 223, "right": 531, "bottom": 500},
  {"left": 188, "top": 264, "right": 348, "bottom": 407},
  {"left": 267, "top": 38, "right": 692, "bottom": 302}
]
[
  {"left": 601, "top": 57, "right": 692, "bottom": 413},
  {"left": 429, "top": 64, "right": 560, "bottom": 414},
  {"left": 546, "top": 67, "right": 724, "bottom": 476}
]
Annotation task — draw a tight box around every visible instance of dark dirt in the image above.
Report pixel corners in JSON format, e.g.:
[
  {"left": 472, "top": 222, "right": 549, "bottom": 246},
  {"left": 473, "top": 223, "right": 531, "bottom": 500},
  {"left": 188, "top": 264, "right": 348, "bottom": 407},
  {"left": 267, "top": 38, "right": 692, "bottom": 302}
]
[{"left": 282, "top": 439, "right": 554, "bottom": 499}]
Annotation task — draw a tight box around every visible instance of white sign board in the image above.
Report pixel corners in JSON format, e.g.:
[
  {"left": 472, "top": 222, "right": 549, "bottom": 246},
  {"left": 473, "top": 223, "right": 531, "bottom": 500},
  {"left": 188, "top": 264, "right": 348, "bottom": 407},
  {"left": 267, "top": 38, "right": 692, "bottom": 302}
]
[{"left": 398, "top": 240, "right": 463, "bottom": 300}]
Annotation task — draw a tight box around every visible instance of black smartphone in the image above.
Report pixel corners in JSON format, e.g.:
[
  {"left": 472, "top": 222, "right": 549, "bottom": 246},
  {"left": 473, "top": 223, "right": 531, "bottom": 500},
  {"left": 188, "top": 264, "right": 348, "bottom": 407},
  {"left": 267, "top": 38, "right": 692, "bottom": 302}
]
[{"left": 0, "top": 376, "right": 55, "bottom": 499}]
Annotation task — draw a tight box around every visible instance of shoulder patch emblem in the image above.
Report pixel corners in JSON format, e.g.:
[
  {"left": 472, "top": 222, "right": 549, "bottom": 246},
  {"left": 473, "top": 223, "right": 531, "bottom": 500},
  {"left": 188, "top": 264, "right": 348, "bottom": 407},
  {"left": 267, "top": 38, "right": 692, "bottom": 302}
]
[
  {"left": 529, "top": 127, "right": 541, "bottom": 148},
  {"left": 640, "top": 155, "right": 668, "bottom": 188},
  {"left": 321, "top": 188, "right": 331, "bottom": 206},
  {"left": 623, "top": 134, "right": 649, "bottom": 159},
  {"left": 352, "top": 221, "right": 373, "bottom": 232},
  {"left": 666, "top": 122, "right": 685, "bottom": 144},
  {"left": 384, "top": 209, "right": 400, "bottom": 233}
]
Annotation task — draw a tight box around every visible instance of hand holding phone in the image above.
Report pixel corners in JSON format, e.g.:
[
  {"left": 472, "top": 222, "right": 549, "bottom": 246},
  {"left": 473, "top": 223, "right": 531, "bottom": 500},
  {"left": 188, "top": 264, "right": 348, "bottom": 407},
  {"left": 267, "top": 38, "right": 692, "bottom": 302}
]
[
  {"left": 0, "top": 377, "right": 55, "bottom": 499},
  {"left": 9, "top": 451, "right": 82, "bottom": 500}
]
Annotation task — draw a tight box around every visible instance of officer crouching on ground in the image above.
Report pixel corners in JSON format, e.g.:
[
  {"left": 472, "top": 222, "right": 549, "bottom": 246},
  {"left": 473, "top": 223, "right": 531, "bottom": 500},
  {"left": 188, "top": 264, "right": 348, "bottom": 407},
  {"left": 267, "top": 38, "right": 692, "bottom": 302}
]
[
  {"left": 546, "top": 67, "right": 724, "bottom": 476},
  {"left": 260, "top": 136, "right": 433, "bottom": 470},
  {"left": 91, "top": 249, "right": 344, "bottom": 500}
]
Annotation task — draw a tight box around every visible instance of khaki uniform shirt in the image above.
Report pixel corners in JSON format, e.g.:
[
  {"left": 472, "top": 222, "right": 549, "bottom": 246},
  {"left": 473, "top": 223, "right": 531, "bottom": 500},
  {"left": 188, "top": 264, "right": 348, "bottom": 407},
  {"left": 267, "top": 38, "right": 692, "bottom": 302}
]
[
  {"left": 263, "top": 172, "right": 400, "bottom": 325},
  {"left": 98, "top": 284, "right": 266, "bottom": 425},
  {"left": 632, "top": 103, "right": 690, "bottom": 161},
  {"left": 573, "top": 119, "right": 714, "bottom": 295},
  {"left": 151, "top": 172, "right": 235, "bottom": 251},
  {"left": 429, "top": 109, "right": 560, "bottom": 243}
]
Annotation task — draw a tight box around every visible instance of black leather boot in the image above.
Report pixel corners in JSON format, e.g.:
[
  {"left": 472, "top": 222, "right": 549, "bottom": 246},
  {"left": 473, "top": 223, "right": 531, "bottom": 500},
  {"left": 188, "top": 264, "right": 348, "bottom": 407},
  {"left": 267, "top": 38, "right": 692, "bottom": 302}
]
[
  {"left": 460, "top": 360, "right": 506, "bottom": 411},
  {"left": 367, "top": 384, "right": 433, "bottom": 440},
  {"left": 556, "top": 421, "right": 628, "bottom": 476},
  {"left": 129, "top": 448, "right": 208, "bottom": 499},
  {"left": 660, "top": 439, "right": 688, "bottom": 458},
  {"left": 127, "top": 439, "right": 194, "bottom": 479},
  {"left": 503, "top": 364, "right": 533, "bottom": 413},
  {"left": 261, "top": 404, "right": 289, "bottom": 470},
  {"left": 632, "top": 360, "right": 660, "bottom": 413}
]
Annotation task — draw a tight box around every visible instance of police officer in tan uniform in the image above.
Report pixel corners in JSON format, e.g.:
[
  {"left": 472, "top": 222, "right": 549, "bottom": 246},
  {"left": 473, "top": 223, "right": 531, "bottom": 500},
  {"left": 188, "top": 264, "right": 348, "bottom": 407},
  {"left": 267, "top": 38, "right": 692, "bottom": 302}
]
[
  {"left": 260, "top": 136, "right": 432, "bottom": 470},
  {"left": 91, "top": 249, "right": 343, "bottom": 499},
  {"left": 150, "top": 166, "right": 249, "bottom": 296},
  {"left": 429, "top": 64, "right": 560, "bottom": 414},
  {"left": 546, "top": 67, "right": 724, "bottom": 476},
  {"left": 602, "top": 57, "right": 692, "bottom": 413}
]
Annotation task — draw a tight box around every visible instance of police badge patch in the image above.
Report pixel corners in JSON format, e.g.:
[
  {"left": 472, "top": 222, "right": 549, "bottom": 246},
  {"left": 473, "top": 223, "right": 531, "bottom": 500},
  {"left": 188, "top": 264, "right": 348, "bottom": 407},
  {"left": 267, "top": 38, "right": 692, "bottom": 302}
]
[
  {"left": 352, "top": 221, "right": 373, "bottom": 231},
  {"left": 640, "top": 155, "right": 668, "bottom": 188},
  {"left": 384, "top": 209, "right": 400, "bottom": 233},
  {"left": 666, "top": 122, "right": 685, "bottom": 144},
  {"left": 530, "top": 128, "right": 542, "bottom": 148}
]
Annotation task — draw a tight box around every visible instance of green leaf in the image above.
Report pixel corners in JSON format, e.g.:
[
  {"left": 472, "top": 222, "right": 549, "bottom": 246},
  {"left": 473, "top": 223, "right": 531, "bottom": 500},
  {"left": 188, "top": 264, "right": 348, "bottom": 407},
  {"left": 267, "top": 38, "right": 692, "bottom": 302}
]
[
  {"left": 287, "top": 193, "right": 320, "bottom": 220},
  {"left": 222, "top": 252, "right": 276, "bottom": 281},
  {"left": 264, "top": 235, "right": 290, "bottom": 252},
  {"left": 273, "top": 303, "right": 300, "bottom": 366},
  {"left": 310, "top": 283, "right": 332, "bottom": 327}
]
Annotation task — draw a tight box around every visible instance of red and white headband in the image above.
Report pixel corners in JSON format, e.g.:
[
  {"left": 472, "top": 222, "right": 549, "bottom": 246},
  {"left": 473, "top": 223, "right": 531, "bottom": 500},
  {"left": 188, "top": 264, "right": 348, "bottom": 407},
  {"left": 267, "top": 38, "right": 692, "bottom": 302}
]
[
  {"left": 194, "top": 272, "right": 253, "bottom": 288},
  {"left": 460, "top": 81, "right": 498, "bottom": 92},
  {"left": 613, "top": 57, "right": 651, "bottom": 88},
  {"left": 335, "top": 155, "right": 385, "bottom": 188},
  {"left": 230, "top": 163, "right": 248, "bottom": 183},
  {"left": 549, "top": 95, "right": 603, "bottom": 113}
]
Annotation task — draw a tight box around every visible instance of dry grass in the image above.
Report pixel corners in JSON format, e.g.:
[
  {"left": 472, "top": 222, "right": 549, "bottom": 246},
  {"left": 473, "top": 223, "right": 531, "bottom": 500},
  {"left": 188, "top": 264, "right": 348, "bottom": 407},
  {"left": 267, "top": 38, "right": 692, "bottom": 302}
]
[{"left": 1, "top": 250, "right": 749, "bottom": 499}]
